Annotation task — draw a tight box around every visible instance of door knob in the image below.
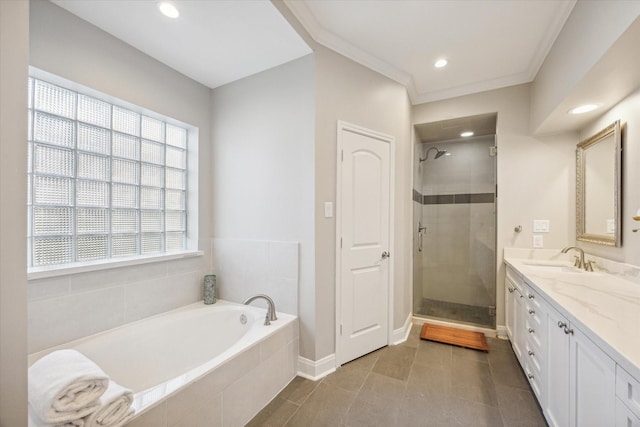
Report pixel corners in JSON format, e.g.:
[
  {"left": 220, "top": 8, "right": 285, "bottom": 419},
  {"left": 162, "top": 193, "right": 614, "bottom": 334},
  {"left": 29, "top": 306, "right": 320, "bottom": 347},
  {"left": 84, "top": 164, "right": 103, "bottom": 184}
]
[{"left": 381, "top": 251, "right": 390, "bottom": 259}]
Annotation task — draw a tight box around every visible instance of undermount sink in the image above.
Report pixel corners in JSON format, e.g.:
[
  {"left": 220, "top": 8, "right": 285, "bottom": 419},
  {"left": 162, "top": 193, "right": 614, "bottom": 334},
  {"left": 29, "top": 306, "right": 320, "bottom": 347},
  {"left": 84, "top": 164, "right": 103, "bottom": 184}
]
[{"left": 521, "top": 261, "right": 584, "bottom": 273}]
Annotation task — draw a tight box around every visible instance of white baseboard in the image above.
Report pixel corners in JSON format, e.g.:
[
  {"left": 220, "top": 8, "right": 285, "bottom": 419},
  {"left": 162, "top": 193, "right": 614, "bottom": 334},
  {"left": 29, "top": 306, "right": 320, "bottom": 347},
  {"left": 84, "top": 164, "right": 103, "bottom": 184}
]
[
  {"left": 496, "top": 325, "right": 508, "bottom": 339},
  {"left": 392, "top": 312, "right": 413, "bottom": 345},
  {"left": 297, "top": 353, "right": 336, "bottom": 381}
]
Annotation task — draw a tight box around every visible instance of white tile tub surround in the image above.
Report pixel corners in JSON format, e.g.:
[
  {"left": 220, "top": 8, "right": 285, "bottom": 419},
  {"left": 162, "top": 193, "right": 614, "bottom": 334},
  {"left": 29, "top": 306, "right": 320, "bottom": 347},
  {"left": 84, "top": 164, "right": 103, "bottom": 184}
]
[
  {"left": 212, "top": 238, "right": 299, "bottom": 315},
  {"left": 127, "top": 316, "right": 298, "bottom": 427},
  {"left": 28, "top": 252, "right": 210, "bottom": 353},
  {"left": 28, "top": 301, "right": 298, "bottom": 427}
]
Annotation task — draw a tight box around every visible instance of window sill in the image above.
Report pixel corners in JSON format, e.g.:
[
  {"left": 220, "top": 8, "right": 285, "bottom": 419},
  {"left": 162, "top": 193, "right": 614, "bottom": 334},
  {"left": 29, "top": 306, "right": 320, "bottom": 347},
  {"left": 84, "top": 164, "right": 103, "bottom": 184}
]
[{"left": 27, "top": 250, "right": 204, "bottom": 280}]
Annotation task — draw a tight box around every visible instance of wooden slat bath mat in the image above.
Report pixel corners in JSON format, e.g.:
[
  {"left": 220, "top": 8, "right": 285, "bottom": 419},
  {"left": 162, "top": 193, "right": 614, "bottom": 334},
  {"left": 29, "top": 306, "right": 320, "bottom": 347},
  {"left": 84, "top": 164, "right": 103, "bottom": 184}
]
[{"left": 420, "top": 323, "right": 489, "bottom": 352}]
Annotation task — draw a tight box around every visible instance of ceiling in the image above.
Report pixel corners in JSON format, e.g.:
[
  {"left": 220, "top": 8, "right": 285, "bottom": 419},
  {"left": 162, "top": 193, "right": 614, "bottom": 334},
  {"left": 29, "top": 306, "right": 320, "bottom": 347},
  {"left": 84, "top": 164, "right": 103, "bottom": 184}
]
[
  {"left": 286, "top": 0, "right": 576, "bottom": 104},
  {"left": 51, "top": 0, "right": 312, "bottom": 89},
  {"left": 415, "top": 113, "right": 497, "bottom": 143},
  {"left": 51, "top": 0, "right": 576, "bottom": 105}
]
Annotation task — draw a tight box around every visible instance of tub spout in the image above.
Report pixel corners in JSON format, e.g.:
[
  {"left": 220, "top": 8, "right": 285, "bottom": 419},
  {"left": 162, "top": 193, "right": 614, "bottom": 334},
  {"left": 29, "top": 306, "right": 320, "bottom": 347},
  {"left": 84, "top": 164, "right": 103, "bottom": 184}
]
[{"left": 243, "top": 294, "right": 277, "bottom": 325}]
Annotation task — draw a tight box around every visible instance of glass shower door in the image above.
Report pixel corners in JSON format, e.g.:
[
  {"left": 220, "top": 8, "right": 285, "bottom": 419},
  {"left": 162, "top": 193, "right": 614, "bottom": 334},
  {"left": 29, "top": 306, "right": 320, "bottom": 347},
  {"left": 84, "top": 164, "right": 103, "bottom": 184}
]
[{"left": 414, "top": 136, "right": 496, "bottom": 328}]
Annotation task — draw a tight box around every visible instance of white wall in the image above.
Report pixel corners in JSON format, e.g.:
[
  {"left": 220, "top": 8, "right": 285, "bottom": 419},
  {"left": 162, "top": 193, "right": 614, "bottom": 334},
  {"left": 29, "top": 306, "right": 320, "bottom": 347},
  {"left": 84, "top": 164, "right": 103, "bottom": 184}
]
[
  {"left": 27, "top": 0, "right": 213, "bottom": 351},
  {"left": 210, "top": 55, "right": 314, "bottom": 351},
  {"left": 0, "top": 1, "right": 29, "bottom": 424},
  {"left": 413, "top": 84, "right": 577, "bottom": 326},
  {"left": 575, "top": 88, "right": 640, "bottom": 266},
  {"left": 314, "top": 46, "right": 412, "bottom": 359}
]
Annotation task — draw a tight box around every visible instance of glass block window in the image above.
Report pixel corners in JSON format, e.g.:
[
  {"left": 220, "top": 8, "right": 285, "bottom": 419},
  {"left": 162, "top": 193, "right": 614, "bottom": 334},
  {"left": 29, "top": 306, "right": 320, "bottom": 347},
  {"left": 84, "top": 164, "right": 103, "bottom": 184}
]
[{"left": 27, "top": 76, "right": 189, "bottom": 268}]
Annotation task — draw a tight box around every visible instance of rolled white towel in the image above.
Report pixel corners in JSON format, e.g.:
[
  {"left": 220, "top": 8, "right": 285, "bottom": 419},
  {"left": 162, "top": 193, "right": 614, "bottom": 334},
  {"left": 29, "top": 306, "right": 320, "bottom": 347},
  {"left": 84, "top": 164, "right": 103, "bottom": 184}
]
[
  {"left": 28, "top": 349, "right": 109, "bottom": 425},
  {"left": 84, "top": 381, "right": 134, "bottom": 427},
  {"left": 29, "top": 402, "right": 86, "bottom": 427}
]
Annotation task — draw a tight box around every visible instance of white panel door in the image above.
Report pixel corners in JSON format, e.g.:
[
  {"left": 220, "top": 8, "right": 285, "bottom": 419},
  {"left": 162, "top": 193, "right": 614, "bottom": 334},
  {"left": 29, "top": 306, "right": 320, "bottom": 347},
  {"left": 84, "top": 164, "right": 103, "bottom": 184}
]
[{"left": 337, "top": 123, "right": 391, "bottom": 366}]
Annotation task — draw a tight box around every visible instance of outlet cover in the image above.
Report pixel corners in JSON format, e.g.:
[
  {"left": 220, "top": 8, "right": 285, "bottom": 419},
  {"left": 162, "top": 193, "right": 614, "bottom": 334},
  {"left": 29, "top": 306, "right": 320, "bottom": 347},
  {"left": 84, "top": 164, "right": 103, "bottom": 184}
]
[
  {"left": 533, "top": 235, "right": 544, "bottom": 248},
  {"left": 533, "top": 220, "right": 550, "bottom": 233}
]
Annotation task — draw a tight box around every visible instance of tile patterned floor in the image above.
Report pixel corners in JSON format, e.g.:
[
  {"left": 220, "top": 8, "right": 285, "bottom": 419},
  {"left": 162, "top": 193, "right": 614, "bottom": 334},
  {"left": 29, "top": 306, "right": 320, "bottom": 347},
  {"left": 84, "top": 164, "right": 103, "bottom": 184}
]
[{"left": 247, "top": 324, "right": 547, "bottom": 427}]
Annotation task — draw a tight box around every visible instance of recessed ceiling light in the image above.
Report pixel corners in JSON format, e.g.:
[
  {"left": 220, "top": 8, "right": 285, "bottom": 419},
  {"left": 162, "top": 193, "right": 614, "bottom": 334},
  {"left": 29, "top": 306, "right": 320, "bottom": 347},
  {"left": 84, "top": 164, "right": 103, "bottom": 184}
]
[
  {"left": 158, "top": 1, "right": 179, "bottom": 18},
  {"left": 460, "top": 131, "right": 474, "bottom": 137},
  {"left": 434, "top": 59, "right": 448, "bottom": 69},
  {"left": 569, "top": 104, "right": 599, "bottom": 115}
]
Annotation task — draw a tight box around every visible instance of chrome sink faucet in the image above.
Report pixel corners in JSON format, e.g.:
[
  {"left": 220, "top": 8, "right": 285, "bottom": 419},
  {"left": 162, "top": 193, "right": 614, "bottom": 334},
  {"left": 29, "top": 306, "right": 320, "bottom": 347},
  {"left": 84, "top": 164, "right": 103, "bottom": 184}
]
[
  {"left": 243, "top": 294, "right": 277, "bottom": 325},
  {"left": 560, "top": 246, "right": 593, "bottom": 271}
]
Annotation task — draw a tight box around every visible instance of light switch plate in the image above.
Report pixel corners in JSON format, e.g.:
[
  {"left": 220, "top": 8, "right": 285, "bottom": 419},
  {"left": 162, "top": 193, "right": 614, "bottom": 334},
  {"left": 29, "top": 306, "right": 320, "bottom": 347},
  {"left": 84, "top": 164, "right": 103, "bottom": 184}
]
[
  {"left": 324, "top": 202, "right": 333, "bottom": 218},
  {"left": 533, "top": 235, "right": 544, "bottom": 248},
  {"left": 533, "top": 220, "right": 550, "bottom": 233}
]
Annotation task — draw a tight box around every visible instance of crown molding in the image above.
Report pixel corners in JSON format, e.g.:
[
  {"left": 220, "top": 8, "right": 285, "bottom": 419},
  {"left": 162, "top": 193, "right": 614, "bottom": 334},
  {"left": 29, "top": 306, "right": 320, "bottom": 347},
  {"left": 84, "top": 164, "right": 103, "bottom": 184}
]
[
  {"left": 283, "top": 0, "right": 576, "bottom": 106},
  {"left": 283, "top": 0, "right": 417, "bottom": 99}
]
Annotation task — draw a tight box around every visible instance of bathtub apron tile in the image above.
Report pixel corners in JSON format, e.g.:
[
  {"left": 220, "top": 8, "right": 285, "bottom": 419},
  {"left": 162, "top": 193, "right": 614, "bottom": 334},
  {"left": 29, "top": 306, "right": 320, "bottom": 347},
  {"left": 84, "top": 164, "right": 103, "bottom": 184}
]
[
  {"left": 198, "top": 345, "right": 261, "bottom": 396},
  {"left": 167, "top": 389, "right": 222, "bottom": 427},
  {"left": 127, "top": 402, "right": 168, "bottom": 427}
]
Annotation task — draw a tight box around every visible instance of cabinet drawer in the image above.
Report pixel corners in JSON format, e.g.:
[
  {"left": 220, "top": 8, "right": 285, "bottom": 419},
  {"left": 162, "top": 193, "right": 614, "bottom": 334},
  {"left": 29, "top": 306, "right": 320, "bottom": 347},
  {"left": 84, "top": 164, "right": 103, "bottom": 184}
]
[
  {"left": 525, "top": 362, "right": 543, "bottom": 402},
  {"left": 616, "top": 398, "right": 640, "bottom": 427},
  {"left": 525, "top": 317, "right": 544, "bottom": 351},
  {"left": 617, "top": 366, "right": 640, "bottom": 420},
  {"left": 525, "top": 288, "right": 542, "bottom": 311},
  {"left": 525, "top": 343, "right": 543, "bottom": 376}
]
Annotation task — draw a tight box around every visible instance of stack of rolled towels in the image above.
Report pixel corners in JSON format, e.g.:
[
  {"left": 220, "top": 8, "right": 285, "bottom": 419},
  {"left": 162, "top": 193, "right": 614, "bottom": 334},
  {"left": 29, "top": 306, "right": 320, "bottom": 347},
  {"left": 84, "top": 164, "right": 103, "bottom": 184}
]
[{"left": 28, "top": 349, "right": 135, "bottom": 427}]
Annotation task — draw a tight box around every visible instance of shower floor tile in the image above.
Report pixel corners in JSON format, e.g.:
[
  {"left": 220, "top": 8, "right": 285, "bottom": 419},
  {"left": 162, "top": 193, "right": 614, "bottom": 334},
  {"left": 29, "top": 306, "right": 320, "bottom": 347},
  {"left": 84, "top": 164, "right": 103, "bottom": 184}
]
[{"left": 417, "top": 298, "right": 495, "bottom": 328}]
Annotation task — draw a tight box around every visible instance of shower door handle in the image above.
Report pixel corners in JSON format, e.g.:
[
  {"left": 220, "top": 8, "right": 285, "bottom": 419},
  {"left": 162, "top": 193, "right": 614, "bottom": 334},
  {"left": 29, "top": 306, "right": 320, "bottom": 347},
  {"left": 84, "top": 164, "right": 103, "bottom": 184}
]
[{"left": 417, "top": 222, "right": 426, "bottom": 252}]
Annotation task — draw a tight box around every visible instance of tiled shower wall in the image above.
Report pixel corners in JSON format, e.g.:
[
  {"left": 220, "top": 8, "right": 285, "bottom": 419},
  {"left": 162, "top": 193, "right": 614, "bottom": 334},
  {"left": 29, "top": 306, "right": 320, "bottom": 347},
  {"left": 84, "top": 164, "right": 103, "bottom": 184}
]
[
  {"left": 28, "top": 240, "right": 212, "bottom": 353},
  {"left": 415, "top": 136, "right": 496, "bottom": 308},
  {"left": 211, "top": 238, "right": 299, "bottom": 316}
]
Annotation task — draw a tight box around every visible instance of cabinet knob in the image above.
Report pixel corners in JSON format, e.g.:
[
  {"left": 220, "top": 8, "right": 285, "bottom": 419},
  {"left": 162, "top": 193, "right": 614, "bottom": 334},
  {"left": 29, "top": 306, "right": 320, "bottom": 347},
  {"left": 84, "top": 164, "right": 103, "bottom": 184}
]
[
  {"left": 528, "top": 328, "right": 535, "bottom": 334},
  {"left": 508, "top": 287, "right": 514, "bottom": 293},
  {"left": 527, "top": 373, "right": 534, "bottom": 380},
  {"left": 563, "top": 326, "right": 574, "bottom": 335},
  {"left": 528, "top": 294, "right": 535, "bottom": 299},
  {"left": 557, "top": 321, "right": 567, "bottom": 329},
  {"left": 528, "top": 309, "right": 535, "bottom": 315},
  {"left": 528, "top": 350, "right": 535, "bottom": 356}
]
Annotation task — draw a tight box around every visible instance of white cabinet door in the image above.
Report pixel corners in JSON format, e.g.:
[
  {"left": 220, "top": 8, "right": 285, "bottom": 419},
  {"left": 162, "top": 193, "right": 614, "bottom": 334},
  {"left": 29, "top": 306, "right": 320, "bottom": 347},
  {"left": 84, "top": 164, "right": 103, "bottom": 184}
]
[
  {"left": 513, "top": 286, "right": 526, "bottom": 363},
  {"left": 569, "top": 326, "right": 616, "bottom": 427},
  {"left": 543, "top": 303, "right": 571, "bottom": 427},
  {"left": 505, "top": 276, "right": 516, "bottom": 340}
]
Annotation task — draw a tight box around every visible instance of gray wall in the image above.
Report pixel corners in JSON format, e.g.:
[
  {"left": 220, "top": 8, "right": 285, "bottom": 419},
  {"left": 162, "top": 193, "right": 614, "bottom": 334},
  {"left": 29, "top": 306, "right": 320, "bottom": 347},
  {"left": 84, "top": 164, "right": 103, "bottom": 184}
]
[
  {"left": 210, "top": 55, "right": 315, "bottom": 355},
  {"left": 575, "top": 87, "right": 640, "bottom": 266},
  {"left": 314, "top": 45, "right": 412, "bottom": 359},
  {"left": 0, "top": 1, "right": 29, "bottom": 424},
  {"left": 27, "top": 0, "right": 214, "bottom": 352},
  {"left": 413, "top": 84, "right": 578, "bottom": 326}
]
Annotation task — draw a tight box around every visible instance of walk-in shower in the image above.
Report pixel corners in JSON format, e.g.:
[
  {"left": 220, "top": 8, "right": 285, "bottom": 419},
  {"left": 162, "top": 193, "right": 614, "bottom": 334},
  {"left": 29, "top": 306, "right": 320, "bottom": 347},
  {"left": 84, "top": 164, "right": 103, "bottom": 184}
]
[{"left": 413, "top": 114, "right": 497, "bottom": 328}]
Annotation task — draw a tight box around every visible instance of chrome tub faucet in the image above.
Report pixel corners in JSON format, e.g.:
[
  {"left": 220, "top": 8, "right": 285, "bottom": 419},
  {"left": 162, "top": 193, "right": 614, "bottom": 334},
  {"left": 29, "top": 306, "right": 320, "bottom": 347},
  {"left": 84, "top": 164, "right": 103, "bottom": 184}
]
[{"left": 243, "top": 294, "right": 277, "bottom": 325}]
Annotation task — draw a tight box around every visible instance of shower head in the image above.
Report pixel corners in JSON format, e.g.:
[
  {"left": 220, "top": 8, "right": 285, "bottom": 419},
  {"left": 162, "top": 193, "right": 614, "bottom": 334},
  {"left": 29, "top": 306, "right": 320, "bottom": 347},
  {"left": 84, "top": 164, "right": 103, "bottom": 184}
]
[
  {"left": 419, "top": 146, "right": 449, "bottom": 162},
  {"left": 434, "top": 149, "right": 447, "bottom": 159}
]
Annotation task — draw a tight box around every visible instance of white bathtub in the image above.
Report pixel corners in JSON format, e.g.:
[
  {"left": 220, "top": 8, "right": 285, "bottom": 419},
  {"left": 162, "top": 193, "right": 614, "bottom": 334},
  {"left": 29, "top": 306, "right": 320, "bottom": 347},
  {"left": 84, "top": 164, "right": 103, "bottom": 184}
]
[{"left": 29, "top": 300, "right": 299, "bottom": 426}]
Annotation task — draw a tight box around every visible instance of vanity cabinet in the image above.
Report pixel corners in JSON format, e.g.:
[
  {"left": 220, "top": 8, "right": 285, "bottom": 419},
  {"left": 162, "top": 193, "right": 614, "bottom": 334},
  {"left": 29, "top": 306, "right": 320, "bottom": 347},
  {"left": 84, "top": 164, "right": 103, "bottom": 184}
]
[
  {"left": 616, "top": 366, "right": 640, "bottom": 426},
  {"left": 506, "top": 266, "right": 617, "bottom": 427},
  {"left": 505, "top": 269, "right": 525, "bottom": 362}
]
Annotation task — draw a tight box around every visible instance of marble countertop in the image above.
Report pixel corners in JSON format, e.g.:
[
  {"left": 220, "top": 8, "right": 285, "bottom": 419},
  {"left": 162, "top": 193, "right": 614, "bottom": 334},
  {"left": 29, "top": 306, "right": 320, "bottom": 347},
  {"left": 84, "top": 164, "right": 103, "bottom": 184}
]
[{"left": 504, "top": 254, "right": 640, "bottom": 381}]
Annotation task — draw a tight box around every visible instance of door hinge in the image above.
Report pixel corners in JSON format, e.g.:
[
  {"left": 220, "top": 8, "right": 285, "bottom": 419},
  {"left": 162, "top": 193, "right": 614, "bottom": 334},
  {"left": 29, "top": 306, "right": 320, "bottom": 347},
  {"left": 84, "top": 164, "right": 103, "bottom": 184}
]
[
  {"left": 340, "top": 324, "right": 343, "bottom": 335},
  {"left": 490, "top": 146, "right": 497, "bottom": 156},
  {"left": 341, "top": 150, "right": 344, "bottom": 162},
  {"left": 340, "top": 237, "right": 342, "bottom": 248}
]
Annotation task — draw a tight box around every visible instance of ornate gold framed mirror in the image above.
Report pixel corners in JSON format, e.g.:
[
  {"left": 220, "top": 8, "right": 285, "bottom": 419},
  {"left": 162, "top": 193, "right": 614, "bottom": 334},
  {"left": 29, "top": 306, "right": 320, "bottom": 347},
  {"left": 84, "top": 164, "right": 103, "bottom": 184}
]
[{"left": 576, "top": 120, "right": 622, "bottom": 246}]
